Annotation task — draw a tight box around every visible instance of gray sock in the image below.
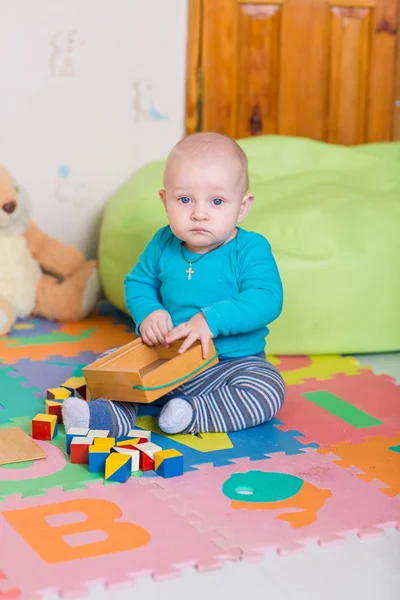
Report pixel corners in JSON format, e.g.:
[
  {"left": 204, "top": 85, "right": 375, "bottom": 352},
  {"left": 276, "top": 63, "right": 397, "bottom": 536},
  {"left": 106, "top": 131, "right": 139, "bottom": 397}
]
[{"left": 158, "top": 397, "right": 193, "bottom": 434}]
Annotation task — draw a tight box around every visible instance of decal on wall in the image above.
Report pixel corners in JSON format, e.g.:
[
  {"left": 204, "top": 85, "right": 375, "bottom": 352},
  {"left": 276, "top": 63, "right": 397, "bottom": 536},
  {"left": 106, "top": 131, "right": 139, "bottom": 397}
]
[
  {"left": 55, "top": 165, "right": 87, "bottom": 203},
  {"left": 49, "top": 30, "right": 85, "bottom": 77},
  {"left": 133, "top": 79, "right": 167, "bottom": 122}
]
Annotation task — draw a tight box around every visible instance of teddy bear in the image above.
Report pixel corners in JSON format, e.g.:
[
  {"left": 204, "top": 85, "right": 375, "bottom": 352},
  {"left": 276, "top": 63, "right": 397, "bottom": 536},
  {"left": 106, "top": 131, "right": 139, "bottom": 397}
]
[{"left": 0, "top": 164, "right": 101, "bottom": 336}]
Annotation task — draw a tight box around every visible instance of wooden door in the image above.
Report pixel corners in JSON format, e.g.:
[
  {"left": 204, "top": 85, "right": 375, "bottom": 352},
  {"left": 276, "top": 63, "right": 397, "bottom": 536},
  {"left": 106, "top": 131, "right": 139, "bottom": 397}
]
[{"left": 186, "top": 0, "right": 399, "bottom": 144}]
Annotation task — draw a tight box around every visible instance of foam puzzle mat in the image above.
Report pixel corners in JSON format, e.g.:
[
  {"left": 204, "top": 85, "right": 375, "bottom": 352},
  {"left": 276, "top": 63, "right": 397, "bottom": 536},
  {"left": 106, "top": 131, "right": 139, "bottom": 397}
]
[{"left": 0, "top": 302, "right": 399, "bottom": 599}]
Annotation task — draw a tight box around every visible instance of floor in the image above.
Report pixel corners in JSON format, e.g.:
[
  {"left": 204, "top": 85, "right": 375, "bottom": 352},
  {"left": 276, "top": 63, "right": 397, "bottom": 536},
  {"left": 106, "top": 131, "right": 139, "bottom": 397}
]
[{"left": 42, "top": 352, "right": 400, "bottom": 600}]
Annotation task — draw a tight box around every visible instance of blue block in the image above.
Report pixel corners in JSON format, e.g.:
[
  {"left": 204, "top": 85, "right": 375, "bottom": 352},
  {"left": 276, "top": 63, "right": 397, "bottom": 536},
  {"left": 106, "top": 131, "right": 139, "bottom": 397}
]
[
  {"left": 107, "top": 460, "right": 132, "bottom": 483},
  {"left": 156, "top": 455, "right": 184, "bottom": 479},
  {"left": 88, "top": 450, "right": 110, "bottom": 473}
]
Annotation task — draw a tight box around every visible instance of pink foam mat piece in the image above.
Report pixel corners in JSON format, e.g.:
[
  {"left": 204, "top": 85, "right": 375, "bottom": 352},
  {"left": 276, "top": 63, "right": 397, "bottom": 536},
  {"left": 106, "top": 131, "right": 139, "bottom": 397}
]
[
  {"left": 146, "top": 450, "right": 400, "bottom": 558},
  {"left": 0, "top": 481, "right": 239, "bottom": 599},
  {"left": 277, "top": 370, "right": 400, "bottom": 446}
]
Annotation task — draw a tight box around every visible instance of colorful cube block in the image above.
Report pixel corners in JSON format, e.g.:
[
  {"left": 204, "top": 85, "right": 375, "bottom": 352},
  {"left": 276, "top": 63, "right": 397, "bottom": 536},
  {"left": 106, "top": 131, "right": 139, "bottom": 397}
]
[
  {"left": 87, "top": 429, "right": 109, "bottom": 443},
  {"left": 32, "top": 413, "right": 58, "bottom": 440},
  {"left": 66, "top": 427, "right": 89, "bottom": 454},
  {"left": 46, "top": 387, "right": 71, "bottom": 400},
  {"left": 154, "top": 449, "right": 184, "bottom": 478},
  {"left": 136, "top": 442, "right": 162, "bottom": 472},
  {"left": 127, "top": 429, "right": 151, "bottom": 443},
  {"left": 116, "top": 439, "right": 140, "bottom": 450},
  {"left": 93, "top": 437, "right": 115, "bottom": 450},
  {"left": 113, "top": 447, "right": 140, "bottom": 472},
  {"left": 88, "top": 446, "right": 111, "bottom": 473},
  {"left": 70, "top": 436, "right": 93, "bottom": 464},
  {"left": 46, "top": 400, "right": 63, "bottom": 423},
  {"left": 105, "top": 453, "right": 132, "bottom": 483},
  {"left": 61, "top": 376, "right": 87, "bottom": 399}
]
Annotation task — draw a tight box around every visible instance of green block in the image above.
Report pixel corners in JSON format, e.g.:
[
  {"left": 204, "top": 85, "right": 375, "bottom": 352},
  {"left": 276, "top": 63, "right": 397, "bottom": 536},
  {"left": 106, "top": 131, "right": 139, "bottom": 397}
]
[
  {"left": 303, "top": 391, "right": 383, "bottom": 428},
  {"left": 389, "top": 445, "right": 400, "bottom": 453}
]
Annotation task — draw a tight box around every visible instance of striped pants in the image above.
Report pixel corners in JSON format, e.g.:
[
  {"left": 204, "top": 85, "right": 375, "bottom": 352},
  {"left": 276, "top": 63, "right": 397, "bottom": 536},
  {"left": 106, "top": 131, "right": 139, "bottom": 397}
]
[{"left": 163, "top": 356, "right": 285, "bottom": 434}]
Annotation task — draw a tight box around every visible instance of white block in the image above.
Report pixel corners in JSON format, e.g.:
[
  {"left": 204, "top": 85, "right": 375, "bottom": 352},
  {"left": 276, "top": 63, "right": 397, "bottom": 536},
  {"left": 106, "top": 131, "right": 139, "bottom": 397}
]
[
  {"left": 136, "top": 442, "right": 162, "bottom": 459},
  {"left": 87, "top": 429, "right": 109, "bottom": 442},
  {"left": 114, "top": 447, "right": 140, "bottom": 471},
  {"left": 66, "top": 427, "right": 89, "bottom": 436},
  {"left": 71, "top": 435, "right": 92, "bottom": 447},
  {"left": 127, "top": 429, "right": 151, "bottom": 441}
]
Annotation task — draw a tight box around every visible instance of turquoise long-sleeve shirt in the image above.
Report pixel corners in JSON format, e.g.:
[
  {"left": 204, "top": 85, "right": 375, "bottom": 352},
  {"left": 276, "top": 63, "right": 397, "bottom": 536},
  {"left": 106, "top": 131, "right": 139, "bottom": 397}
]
[{"left": 124, "top": 226, "right": 283, "bottom": 359}]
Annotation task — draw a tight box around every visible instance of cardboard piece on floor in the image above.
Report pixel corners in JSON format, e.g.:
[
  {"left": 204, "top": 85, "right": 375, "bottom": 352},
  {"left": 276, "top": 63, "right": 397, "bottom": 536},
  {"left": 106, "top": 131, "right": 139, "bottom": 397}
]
[{"left": 0, "top": 427, "right": 47, "bottom": 465}]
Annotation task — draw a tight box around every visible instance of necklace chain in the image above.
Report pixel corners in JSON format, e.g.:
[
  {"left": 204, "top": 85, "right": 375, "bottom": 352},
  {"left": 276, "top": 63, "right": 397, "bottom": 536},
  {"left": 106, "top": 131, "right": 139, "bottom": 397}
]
[{"left": 180, "top": 241, "right": 225, "bottom": 280}]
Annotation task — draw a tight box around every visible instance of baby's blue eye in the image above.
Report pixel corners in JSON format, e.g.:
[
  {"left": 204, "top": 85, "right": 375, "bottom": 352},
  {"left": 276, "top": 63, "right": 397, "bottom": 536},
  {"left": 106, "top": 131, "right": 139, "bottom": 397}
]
[
  {"left": 212, "top": 198, "right": 224, "bottom": 206},
  {"left": 178, "top": 196, "right": 191, "bottom": 204}
]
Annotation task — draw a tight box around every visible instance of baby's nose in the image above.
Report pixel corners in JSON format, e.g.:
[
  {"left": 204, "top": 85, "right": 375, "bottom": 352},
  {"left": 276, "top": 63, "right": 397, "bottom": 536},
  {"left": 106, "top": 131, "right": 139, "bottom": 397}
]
[{"left": 2, "top": 201, "right": 16, "bottom": 214}]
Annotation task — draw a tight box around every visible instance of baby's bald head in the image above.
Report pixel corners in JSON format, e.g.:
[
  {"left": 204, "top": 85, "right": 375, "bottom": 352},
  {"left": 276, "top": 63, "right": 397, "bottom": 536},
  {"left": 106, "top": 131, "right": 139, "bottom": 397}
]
[{"left": 164, "top": 132, "right": 249, "bottom": 195}]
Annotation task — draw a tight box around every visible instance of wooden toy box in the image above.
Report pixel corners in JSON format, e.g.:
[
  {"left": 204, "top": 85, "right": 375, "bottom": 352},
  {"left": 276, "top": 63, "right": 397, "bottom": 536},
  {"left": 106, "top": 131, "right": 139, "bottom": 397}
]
[{"left": 83, "top": 338, "right": 218, "bottom": 404}]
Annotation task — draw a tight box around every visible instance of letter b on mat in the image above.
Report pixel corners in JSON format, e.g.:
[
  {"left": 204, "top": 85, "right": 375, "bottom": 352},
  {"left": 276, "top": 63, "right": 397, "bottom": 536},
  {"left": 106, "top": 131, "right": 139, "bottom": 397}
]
[{"left": 3, "top": 499, "right": 150, "bottom": 562}]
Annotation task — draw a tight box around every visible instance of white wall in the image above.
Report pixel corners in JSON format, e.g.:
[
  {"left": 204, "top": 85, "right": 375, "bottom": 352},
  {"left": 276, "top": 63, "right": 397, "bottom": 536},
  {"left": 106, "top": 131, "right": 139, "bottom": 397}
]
[{"left": 0, "top": 0, "right": 187, "bottom": 256}]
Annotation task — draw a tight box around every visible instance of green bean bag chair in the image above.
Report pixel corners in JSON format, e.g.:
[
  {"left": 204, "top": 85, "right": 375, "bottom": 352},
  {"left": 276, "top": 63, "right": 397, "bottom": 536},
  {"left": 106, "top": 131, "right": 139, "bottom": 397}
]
[{"left": 99, "top": 136, "right": 400, "bottom": 355}]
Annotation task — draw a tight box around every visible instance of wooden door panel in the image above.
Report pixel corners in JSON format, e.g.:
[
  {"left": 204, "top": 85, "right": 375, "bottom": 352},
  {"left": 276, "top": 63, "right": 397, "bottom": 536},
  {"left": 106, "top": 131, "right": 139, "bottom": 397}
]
[
  {"left": 186, "top": 0, "right": 399, "bottom": 143},
  {"left": 202, "top": 0, "right": 239, "bottom": 136},
  {"left": 279, "top": 0, "right": 329, "bottom": 141},
  {"left": 366, "top": 0, "right": 399, "bottom": 141},
  {"left": 328, "top": 7, "right": 371, "bottom": 145},
  {"left": 237, "top": 4, "right": 282, "bottom": 138}
]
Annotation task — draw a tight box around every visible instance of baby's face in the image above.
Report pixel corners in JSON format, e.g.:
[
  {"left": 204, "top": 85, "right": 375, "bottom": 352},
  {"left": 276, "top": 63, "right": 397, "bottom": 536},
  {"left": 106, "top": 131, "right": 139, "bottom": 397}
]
[{"left": 160, "top": 154, "right": 252, "bottom": 252}]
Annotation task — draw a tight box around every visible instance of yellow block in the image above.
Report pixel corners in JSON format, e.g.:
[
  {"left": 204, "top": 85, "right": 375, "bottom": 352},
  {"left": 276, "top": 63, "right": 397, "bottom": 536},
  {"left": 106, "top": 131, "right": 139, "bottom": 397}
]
[
  {"left": 154, "top": 449, "right": 182, "bottom": 471},
  {"left": 116, "top": 439, "right": 140, "bottom": 447},
  {"left": 47, "top": 387, "right": 71, "bottom": 400},
  {"left": 93, "top": 438, "right": 115, "bottom": 449},
  {"left": 62, "top": 376, "right": 86, "bottom": 389},
  {"left": 89, "top": 446, "right": 111, "bottom": 454},
  {"left": 105, "top": 453, "right": 130, "bottom": 479}
]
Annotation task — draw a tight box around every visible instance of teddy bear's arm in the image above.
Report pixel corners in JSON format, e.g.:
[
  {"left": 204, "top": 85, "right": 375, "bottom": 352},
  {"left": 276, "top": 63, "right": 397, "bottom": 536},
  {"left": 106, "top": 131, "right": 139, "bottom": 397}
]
[{"left": 24, "top": 220, "right": 86, "bottom": 278}]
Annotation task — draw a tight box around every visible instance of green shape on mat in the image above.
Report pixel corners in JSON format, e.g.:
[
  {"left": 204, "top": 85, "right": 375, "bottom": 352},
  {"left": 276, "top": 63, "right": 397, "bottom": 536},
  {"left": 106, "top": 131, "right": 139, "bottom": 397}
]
[
  {"left": 1, "top": 460, "right": 33, "bottom": 470},
  {"left": 389, "top": 445, "right": 400, "bottom": 453},
  {"left": 222, "top": 471, "right": 304, "bottom": 503},
  {"left": 5, "top": 329, "right": 96, "bottom": 347},
  {"left": 0, "top": 367, "right": 43, "bottom": 425},
  {"left": 303, "top": 391, "right": 384, "bottom": 428},
  {"left": 0, "top": 417, "right": 136, "bottom": 501},
  {"left": 49, "top": 362, "right": 86, "bottom": 377}
]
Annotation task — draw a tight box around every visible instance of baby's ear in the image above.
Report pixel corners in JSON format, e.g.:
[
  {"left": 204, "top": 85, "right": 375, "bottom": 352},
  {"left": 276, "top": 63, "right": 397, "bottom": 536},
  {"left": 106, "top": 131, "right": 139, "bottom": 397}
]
[{"left": 159, "top": 189, "right": 167, "bottom": 209}]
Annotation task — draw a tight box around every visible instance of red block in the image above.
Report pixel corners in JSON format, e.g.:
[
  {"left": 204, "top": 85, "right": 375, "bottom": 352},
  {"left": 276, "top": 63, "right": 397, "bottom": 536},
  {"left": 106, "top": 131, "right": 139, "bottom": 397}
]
[
  {"left": 70, "top": 439, "right": 91, "bottom": 464},
  {"left": 140, "top": 452, "right": 154, "bottom": 472}
]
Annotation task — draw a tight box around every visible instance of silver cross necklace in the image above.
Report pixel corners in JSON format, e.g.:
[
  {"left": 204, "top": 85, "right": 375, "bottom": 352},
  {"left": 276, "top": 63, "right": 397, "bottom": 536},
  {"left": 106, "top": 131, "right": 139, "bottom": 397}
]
[{"left": 180, "top": 240, "right": 226, "bottom": 280}]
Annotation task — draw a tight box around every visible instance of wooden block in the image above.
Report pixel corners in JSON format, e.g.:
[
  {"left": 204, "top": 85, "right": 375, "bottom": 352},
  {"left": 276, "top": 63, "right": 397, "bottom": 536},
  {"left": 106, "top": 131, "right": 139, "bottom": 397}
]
[
  {"left": 105, "top": 453, "right": 132, "bottom": 482},
  {"left": 154, "top": 449, "right": 184, "bottom": 479},
  {"left": 32, "top": 414, "right": 58, "bottom": 441},
  {"left": 0, "top": 427, "right": 47, "bottom": 465},
  {"left": 88, "top": 446, "right": 111, "bottom": 473},
  {"left": 116, "top": 439, "right": 140, "bottom": 449},
  {"left": 46, "top": 387, "right": 71, "bottom": 400},
  {"left": 66, "top": 427, "right": 89, "bottom": 454},
  {"left": 113, "top": 447, "right": 140, "bottom": 472},
  {"left": 46, "top": 400, "right": 63, "bottom": 424},
  {"left": 61, "top": 376, "right": 87, "bottom": 399},
  {"left": 127, "top": 429, "right": 151, "bottom": 443},
  {"left": 70, "top": 436, "right": 92, "bottom": 464},
  {"left": 87, "top": 429, "right": 109, "bottom": 443},
  {"left": 136, "top": 441, "right": 162, "bottom": 472},
  {"left": 93, "top": 437, "right": 115, "bottom": 450},
  {"left": 83, "top": 338, "right": 219, "bottom": 404}
]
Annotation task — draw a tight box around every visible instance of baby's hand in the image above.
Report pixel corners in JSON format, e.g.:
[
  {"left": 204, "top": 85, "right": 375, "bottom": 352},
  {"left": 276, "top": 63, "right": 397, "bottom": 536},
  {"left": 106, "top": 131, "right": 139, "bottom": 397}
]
[
  {"left": 165, "top": 312, "right": 213, "bottom": 358},
  {"left": 139, "top": 310, "right": 173, "bottom": 347}
]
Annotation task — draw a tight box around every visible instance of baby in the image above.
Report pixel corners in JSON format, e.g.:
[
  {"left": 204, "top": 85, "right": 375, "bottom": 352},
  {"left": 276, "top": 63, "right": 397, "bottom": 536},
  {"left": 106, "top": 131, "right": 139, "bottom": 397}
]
[{"left": 63, "top": 132, "right": 285, "bottom": 436}]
